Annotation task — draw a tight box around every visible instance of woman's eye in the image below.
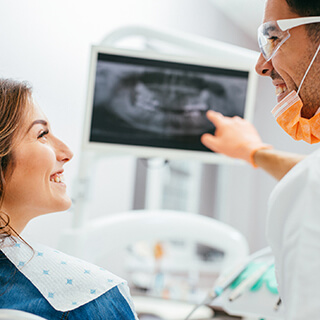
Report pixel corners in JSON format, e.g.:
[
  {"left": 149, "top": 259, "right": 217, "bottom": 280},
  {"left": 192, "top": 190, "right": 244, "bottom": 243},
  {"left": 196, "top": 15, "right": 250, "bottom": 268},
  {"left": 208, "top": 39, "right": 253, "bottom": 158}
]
[{"left": 38, "top": 129, "right": 49, "bottom": 139}]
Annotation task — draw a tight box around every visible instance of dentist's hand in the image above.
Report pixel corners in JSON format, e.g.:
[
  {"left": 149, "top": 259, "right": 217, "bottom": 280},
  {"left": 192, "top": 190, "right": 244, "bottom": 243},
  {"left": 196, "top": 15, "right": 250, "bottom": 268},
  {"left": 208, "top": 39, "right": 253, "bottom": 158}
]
[{"left": 201, "top": 110, "right": 272, "bottom": 167}]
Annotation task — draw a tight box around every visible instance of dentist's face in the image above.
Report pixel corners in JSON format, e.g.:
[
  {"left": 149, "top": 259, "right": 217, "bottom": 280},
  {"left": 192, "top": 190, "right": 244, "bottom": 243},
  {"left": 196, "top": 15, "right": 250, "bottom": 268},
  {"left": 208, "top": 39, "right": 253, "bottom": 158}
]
[
  {"left": 2, "top": 101, "right": 73, "bottom": 231},
  {"left": 255, "top": 0, "right": 320, "bottom": 118}
]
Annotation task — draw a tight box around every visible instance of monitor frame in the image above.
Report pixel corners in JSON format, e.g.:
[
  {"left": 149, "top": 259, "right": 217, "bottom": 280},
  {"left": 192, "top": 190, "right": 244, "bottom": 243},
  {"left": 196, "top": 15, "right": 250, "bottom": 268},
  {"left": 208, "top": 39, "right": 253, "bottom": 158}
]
[{"left": 82, "top": 45, "right": 258, "bottom": 164}]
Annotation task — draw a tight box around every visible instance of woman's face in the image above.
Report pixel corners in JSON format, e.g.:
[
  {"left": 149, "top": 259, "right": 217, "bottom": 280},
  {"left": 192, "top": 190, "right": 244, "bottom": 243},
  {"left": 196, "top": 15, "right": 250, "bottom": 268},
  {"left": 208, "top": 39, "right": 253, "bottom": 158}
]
[{"left": 2, "top": 101, "right": 73, "bottom": 232}]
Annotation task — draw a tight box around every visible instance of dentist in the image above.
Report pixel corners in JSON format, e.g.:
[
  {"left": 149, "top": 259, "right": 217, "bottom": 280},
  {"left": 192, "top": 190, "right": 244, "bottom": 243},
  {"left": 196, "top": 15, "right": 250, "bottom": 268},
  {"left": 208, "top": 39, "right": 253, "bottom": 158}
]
[{"left": 202, "top": 0, "right": 320, "bottom": 319}]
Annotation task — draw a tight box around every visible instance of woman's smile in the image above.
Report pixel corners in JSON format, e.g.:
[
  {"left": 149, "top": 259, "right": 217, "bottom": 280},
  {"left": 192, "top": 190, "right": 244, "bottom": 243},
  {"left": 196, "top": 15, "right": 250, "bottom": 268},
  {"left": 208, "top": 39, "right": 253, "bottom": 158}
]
[{"left": 2, "top": 102, "right": 73, "bottom": 232}]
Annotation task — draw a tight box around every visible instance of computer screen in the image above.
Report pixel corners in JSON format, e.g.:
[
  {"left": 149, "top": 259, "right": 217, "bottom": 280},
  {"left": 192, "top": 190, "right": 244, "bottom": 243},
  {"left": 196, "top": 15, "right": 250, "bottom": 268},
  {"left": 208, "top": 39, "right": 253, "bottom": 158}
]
[{"left": 83, "top": 45, "right": 257, "bottom": 162}]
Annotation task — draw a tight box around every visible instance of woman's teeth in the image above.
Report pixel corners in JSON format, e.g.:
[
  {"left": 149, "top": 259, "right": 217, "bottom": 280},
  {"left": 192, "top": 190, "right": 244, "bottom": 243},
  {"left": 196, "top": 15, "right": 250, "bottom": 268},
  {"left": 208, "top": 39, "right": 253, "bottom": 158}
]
[
  {"left": 276, "top": 85, "right": 287, "bottom": 96},
  {"left": 50, "top": 174, "right": 64, "bottom": 183}
]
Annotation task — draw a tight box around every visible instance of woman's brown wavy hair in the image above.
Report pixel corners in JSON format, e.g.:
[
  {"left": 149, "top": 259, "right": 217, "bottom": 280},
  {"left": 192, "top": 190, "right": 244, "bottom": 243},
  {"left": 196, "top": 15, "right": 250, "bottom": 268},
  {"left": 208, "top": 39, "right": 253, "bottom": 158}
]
[{"left": 0, "top": 79, "right": 32, "bottom": 242}]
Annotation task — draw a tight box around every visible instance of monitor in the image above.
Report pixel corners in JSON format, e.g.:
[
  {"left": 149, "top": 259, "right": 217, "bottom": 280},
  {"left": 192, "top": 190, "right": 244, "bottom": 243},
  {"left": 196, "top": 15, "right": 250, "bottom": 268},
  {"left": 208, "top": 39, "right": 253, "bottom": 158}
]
[{"left": 83, "top": 45, "right": 258, "bottom": 163}]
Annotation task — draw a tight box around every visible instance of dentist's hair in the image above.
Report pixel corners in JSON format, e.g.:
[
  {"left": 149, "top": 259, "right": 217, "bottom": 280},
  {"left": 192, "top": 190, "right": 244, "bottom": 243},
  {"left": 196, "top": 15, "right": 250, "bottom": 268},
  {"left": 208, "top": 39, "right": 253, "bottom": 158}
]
[
  {"left": 0, "top": 79, "right": 32, "bottom": 240},
  {"left": 286, "top": 0, "right": 320, "bottom": 41}
]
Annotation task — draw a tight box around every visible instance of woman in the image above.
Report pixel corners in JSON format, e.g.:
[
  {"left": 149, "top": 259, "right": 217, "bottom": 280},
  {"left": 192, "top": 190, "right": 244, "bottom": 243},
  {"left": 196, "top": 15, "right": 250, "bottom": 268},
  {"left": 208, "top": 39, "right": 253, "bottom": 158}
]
[{"left": 0, "top": 79, "right": 138, "bottom": 319}]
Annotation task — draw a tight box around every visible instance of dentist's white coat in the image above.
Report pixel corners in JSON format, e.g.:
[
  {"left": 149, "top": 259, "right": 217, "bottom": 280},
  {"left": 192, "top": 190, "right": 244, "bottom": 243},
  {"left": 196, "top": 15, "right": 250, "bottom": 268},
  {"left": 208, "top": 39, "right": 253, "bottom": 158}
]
[{"left": 267, "top": 148, "right": 320, "bottom": 320}]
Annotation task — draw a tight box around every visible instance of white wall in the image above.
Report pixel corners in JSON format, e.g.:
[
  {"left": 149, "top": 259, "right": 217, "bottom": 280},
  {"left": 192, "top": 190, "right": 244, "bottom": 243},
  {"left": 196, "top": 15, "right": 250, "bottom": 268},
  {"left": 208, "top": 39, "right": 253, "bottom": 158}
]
[
  {"left": 0, "top": 0, "right": 255, "bottom": 247},
  {"left": 1, "top": 0, "right": 314, "bottom": 252}
]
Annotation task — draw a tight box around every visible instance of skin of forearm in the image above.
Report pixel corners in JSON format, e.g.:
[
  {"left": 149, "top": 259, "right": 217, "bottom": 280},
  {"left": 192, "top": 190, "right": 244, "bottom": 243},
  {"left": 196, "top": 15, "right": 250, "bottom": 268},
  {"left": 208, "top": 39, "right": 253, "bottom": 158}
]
[{"left": 253, "top": 148, "right": 306, "bottom": 181}]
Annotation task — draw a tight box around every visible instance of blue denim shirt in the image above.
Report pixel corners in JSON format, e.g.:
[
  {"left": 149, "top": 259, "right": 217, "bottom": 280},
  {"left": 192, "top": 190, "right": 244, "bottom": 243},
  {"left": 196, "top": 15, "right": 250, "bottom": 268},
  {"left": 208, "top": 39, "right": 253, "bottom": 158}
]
[{"left": 0, "top": 251, "right": 137, "bottom": 319}]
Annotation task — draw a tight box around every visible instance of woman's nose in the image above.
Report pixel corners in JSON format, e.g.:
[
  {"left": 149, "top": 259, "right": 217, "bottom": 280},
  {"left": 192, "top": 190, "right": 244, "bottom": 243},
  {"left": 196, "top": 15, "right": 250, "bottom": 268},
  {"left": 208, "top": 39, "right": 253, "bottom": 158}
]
[
  {"left": 55, "top": 138, "right": 73, "bottom": 163},
  {"left": 255, "top": 53, "right": 274, "bottom": 77}
]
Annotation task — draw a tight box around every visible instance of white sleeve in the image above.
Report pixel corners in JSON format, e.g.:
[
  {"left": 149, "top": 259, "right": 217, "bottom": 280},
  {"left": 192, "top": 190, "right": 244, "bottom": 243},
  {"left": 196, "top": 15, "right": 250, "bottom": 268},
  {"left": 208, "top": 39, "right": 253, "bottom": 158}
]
[{"left": 271, "top": 155, "right": 320, "bottom": 320}]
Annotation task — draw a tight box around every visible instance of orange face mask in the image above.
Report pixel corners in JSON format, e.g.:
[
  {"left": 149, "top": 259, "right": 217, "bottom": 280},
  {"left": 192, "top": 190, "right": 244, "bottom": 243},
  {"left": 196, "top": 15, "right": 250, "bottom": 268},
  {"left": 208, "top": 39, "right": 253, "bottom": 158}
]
[
  {"left": 270, "top": 43, "right": 320, "bottom": 144},
  {"left": 271, "top": 90, "right": 320, "bottom": 144}
]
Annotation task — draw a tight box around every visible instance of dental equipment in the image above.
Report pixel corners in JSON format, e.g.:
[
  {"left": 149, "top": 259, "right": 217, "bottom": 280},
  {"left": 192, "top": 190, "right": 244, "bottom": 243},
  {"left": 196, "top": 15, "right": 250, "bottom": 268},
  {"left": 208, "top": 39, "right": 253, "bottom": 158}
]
[
  {"left": 184, "top": 246, "right": 272, "bottom": 320},
  {"left": 228, "top": 259, "right": 274, "bottom": 302}
]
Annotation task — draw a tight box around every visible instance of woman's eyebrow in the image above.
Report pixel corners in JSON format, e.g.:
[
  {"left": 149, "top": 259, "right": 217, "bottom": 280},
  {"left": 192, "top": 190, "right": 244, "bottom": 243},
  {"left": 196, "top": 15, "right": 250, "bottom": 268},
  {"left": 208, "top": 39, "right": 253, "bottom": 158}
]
[{"left": 27, "top": 119, "right": 48, "bottom": 133}]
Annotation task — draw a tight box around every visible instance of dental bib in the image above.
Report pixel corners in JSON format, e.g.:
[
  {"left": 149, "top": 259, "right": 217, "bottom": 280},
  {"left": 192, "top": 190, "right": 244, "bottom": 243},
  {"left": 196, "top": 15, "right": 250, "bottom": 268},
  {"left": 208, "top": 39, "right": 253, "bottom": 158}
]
[
  {"left": 1, "top": 237, "right": 125, "bottom": 312},
  {"left": 271, "top": 90, "right": 320, "bottom": 144}
]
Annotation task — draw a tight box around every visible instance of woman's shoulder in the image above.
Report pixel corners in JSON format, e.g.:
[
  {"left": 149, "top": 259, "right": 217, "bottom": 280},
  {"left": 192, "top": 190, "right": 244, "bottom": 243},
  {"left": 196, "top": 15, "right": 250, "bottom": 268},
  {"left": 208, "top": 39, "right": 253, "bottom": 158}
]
[
  {"left": 67, "top": 283, "right": 138, "bottom": 320},
  {"left": 0, "top": 253, "right": 137, "bottom": 319},
  {"left": 0, "top": 238, "right": 138, "bottom": 318},
  {"left": 0, "top": 251, "right": 67, "bottom": 318}
]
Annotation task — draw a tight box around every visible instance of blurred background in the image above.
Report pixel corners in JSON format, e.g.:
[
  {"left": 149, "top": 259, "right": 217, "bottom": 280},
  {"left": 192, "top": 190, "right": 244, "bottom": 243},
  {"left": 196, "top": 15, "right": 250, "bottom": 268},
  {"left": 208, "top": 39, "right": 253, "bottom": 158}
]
[{"left": 0, "top": 0, "right": 317, "bottom": 277}]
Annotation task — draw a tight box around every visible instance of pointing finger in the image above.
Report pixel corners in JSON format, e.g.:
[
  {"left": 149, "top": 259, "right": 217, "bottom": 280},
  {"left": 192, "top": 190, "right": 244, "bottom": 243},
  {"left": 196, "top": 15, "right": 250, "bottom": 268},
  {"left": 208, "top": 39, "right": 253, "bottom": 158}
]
[
  {"left": 206, "top": 110, "right": 225, "bottom": 127},
  {"left": 201, "top": 133, "right": 221, "bottom": 152}
]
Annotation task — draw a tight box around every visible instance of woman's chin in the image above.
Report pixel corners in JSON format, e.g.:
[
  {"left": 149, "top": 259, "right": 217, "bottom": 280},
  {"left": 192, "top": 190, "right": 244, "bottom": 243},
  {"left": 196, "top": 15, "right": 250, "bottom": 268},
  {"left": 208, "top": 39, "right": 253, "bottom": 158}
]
[{"left": 51, "top": 197, "right": 73, "bottom": 213}]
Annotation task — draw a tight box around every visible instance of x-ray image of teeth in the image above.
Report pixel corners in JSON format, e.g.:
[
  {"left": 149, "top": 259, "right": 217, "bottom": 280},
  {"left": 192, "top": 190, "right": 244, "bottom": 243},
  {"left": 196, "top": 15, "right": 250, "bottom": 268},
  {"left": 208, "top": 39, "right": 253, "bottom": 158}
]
[{"left": 90, "top": 56, "right": 248, "bottom": 152}]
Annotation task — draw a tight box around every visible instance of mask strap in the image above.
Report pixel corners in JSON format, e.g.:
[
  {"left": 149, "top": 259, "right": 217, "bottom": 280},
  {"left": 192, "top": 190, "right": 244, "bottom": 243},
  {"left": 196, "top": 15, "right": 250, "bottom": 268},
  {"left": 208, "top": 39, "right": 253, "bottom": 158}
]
[{"left": 297, "top": 42, "right": 320, "bottom": 95}]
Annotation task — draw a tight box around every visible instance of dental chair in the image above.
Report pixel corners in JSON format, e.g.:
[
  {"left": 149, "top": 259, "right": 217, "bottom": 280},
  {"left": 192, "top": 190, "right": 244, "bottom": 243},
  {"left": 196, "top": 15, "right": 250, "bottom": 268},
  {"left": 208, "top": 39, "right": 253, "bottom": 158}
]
[
  {"left": 61, "top": 209, "right": 249, "bottom": 270},
  {"left": 60, "top": 210, "right": 249, "bottom": 319},
  {"left": 0, "top": 310, "right": 47, "bottom": 320}
]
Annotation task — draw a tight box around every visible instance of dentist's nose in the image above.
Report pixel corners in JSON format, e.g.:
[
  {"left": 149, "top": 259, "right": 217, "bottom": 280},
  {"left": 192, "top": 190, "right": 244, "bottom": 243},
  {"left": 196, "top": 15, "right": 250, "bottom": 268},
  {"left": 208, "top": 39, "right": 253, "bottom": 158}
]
[{"left": 255, "top": 53, "right": 274, "bottom": 77}]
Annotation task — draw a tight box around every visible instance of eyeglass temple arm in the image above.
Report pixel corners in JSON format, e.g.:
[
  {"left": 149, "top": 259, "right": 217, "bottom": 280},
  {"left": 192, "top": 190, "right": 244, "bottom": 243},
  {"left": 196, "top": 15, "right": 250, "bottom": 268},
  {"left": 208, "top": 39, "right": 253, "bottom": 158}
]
[{"left": 277, "top": 16, "right": 320, "bottom": 31}]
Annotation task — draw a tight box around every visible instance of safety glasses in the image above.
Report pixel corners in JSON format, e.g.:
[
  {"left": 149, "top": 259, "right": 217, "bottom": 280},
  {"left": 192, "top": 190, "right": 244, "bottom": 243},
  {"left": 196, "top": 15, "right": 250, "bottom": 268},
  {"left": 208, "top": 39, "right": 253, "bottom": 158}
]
[{"left": 258, "top": 16, "right": 320, "bottom": 61}]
